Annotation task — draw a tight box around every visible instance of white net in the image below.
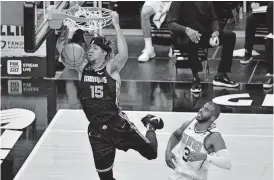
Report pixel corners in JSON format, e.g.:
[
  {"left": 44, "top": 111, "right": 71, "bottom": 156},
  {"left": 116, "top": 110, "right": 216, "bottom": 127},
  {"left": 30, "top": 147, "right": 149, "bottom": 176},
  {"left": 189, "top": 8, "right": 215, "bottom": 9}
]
[{"left": 63, "top": 4, "right": 112, "bottom": 31}]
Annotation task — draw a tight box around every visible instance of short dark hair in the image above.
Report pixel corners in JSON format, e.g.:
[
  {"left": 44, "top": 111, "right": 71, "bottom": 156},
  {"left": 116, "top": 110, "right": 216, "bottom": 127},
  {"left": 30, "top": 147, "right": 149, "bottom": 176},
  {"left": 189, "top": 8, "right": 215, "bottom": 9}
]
[{"left": 89, "top": 35, "right": 113, "bottom": 59}]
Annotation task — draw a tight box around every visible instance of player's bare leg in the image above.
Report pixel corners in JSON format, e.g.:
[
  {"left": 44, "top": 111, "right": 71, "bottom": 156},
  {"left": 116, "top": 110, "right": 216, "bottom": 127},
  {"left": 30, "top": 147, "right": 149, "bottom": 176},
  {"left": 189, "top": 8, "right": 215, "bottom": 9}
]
[{"left": 138, "top": 5, "right": 156, "bottom": 62}]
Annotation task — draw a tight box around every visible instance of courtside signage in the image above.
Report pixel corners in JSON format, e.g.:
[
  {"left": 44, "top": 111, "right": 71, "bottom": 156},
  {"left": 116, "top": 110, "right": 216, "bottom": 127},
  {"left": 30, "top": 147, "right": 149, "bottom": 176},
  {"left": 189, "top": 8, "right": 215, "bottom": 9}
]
[{"left": 0, "top": 109, "right": 36, "bottom": 164}]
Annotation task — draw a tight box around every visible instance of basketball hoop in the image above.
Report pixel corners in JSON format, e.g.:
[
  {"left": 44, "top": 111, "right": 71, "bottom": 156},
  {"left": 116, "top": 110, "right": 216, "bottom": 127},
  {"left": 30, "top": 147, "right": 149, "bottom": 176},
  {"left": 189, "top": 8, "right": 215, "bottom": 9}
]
[{"left": 49, "top": 4, "right": 113, "bottom": 32}]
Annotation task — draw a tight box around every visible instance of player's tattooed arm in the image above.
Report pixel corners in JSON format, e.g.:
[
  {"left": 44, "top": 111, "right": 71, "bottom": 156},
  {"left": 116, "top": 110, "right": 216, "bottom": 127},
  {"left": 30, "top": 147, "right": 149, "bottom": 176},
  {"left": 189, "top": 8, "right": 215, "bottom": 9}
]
[{"left": 56, "top": 25, "right": 70, "bottom": 54}]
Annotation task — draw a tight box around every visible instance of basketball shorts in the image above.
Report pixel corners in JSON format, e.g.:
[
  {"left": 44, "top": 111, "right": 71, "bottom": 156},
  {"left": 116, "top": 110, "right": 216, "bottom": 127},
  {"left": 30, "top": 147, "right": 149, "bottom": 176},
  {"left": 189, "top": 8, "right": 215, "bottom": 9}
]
[
  {"left": 143, "top": 1, "right": 171, "bottom": 14},
  {"left": 87, "top": 112, "right": 156, "bottom": 172}
]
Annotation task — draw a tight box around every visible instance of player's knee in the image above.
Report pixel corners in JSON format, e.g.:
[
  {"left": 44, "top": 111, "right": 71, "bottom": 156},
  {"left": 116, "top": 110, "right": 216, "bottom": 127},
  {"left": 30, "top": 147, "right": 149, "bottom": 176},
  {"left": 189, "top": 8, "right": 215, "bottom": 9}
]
[
  {"left": 222, "top": 31, "right": 236, "bottom": 44},
  {"left": 97, "top": 168, "right": 115, "bottom": 180},
  {"left": 96, "top": 165, "right": 113, "bottom": 173},
  {"left": 141, "top": 7, "right": 154, "bottom": 20},
  {"left": 141, "top": 11, "right": 150, "bottom": 21}
]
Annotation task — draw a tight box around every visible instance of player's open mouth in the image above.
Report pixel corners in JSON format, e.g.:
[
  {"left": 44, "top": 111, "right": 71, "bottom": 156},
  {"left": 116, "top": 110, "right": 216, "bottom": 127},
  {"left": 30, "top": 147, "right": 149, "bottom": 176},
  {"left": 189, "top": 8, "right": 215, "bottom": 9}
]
[{"left": 196, "top": 113, "right": 202, "bottom": 119}]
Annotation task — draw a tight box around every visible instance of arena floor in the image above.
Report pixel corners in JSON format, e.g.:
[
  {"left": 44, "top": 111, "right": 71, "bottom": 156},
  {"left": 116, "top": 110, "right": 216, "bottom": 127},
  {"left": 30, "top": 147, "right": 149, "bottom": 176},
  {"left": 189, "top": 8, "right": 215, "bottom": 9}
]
[
  {"left": 10, "top": 110, "right": 273, "bottom": 180},
  {"left": 1, "top": 9, "right": 273, "bottom": 180}
]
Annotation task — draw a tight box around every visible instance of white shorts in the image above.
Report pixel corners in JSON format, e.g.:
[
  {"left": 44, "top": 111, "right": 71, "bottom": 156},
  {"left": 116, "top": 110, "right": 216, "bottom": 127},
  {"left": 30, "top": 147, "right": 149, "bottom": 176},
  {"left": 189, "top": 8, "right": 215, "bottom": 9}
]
[
  {"left": 143, "top": 1, "right": 171, "bottom": 14},
  {"left": 143, "top": 1, "right": 160, "bottom": 13}
]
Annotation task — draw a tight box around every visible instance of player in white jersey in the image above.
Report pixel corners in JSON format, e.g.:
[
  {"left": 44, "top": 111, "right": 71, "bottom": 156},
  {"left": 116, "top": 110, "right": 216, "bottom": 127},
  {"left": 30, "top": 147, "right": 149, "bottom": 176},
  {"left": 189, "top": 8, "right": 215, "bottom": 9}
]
[{"left": 165, "top": 102, "right": 232, "bottom": 180}]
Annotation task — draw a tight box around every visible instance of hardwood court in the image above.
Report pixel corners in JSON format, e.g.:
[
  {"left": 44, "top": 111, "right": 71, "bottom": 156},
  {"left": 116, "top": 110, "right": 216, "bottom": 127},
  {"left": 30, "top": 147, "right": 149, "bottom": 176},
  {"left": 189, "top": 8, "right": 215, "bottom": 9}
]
[{"left": 13, "top": 110, "right": 273, "bottom": 180}]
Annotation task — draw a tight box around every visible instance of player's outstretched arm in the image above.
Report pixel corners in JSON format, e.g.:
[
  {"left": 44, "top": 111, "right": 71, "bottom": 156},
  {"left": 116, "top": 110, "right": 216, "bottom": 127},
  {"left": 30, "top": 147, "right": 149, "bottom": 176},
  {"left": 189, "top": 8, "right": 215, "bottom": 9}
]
[
  {"left": 109, "top": 11, "right": 128, "bottom": 72},
  {"left": 206, "top": 133, "right": 232, "bottom": 170}
]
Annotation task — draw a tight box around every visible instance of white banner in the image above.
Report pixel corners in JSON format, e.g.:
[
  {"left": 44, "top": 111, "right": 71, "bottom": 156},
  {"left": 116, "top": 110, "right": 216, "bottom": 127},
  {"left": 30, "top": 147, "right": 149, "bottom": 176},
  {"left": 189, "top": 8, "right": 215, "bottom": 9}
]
[{"left": 0, "top": 25, "right": 47, "bottom": 57}]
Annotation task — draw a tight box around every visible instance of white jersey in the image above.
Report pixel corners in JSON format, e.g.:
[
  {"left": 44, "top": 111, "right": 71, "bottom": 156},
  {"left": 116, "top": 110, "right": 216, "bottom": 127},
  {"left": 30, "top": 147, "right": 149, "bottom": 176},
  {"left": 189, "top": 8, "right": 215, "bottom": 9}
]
[{"left": 171, "top": 119, "right": 219, "bottom": 180}]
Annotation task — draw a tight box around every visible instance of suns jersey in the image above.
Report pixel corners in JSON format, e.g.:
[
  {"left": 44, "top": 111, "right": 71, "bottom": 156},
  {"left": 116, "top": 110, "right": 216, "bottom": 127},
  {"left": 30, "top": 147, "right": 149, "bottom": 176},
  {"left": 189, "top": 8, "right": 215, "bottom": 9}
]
[
  {"left": 172, "top": 119, "right": 219, "bottom": 180},
  {"left": 78, "top": 62, "right": 121, "bottom": 123}
]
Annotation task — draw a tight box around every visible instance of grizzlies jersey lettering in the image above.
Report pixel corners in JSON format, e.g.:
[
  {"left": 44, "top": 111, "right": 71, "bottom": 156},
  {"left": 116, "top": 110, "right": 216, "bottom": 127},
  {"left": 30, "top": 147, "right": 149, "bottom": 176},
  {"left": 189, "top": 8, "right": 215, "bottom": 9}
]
[
  {"left": 79, "top": 62, "right": 121, "bottom": 123},
  {"left": 172, "top": 120, "right": 219, "bottom": 180}
]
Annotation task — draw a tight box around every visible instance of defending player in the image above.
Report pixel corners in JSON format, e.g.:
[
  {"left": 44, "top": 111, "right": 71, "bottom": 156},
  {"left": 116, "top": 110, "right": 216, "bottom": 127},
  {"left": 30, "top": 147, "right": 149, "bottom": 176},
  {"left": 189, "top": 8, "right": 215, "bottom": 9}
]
[
  {"left": 165, "top": 102, "right": 232, "bottom": 180},
  {"left": 56, "top": 11, "right": 164, "bottom": 180}
]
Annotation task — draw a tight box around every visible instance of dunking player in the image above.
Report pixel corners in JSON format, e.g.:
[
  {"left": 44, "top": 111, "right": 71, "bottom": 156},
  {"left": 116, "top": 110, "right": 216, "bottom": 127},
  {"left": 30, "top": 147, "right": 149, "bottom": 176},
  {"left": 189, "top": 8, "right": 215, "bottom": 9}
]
[
  {"left": 165, "top": 102, "right": 232, "bottom": 180},
  {"left": 56, "top": 11, "right": 164, "bottom": 180}
]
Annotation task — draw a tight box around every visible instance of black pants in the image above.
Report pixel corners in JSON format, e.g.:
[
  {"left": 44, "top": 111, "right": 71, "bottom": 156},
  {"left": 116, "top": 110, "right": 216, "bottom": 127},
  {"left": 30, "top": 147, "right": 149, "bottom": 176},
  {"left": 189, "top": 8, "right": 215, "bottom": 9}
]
[
  {"left": 87, "top": 113, "right": 157, "bottom": 180},
  {"left": 244, "top": 13, "right": 266, "bottom": 52},
  {"left": 266, "top": 2, "right": 273, "bottom": 34},
  {"left": 265, "top": 38, "right": 273, "bottom": 74},
  {"left": 172, "top": 30, "right": 236, "bottom": 75}
]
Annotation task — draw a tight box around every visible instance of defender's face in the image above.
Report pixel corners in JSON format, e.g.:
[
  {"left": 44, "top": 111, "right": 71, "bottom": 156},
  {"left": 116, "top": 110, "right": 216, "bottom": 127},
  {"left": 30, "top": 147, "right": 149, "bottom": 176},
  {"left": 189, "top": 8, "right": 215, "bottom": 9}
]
[
  {"left": 196, "top": 103, "right": 213, "bottom": 122},
  {"left": 86, "top": 44, "right": 106, "bottom": 62}
]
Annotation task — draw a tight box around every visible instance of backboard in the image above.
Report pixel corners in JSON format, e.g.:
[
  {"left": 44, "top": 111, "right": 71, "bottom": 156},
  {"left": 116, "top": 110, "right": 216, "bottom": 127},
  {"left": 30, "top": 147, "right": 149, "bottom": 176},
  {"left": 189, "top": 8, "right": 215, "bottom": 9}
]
[{"left": 24, "top": 1, "right": 68, "bottom": 53}]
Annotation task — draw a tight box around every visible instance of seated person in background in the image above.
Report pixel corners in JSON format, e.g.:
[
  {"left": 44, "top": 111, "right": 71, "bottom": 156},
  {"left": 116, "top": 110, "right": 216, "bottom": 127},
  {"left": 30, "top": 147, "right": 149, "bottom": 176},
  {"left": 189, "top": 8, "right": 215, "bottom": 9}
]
[
  {"left": 263, "top": 2, "right": 273, "bottom": 89},
  {"left": 166, "top": 1, "right": 238, "bottom": 93},
  {"left": 138, "top": 1, "right": 172, "bottom": 62},
  {"left": 241, "top": 1, "right": 271, "bottom": 64}
]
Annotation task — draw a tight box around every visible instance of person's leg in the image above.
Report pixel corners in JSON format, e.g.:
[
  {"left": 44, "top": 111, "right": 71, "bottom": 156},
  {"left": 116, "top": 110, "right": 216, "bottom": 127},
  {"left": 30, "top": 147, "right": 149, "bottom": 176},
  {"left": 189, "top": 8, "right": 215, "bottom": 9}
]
[
  {"left": 186, "top": 41, "right": 202, "bottom": 78},
  {"left": 213, "top": 30, "right": 238, "bottom": 88},
  {"left": 94, "top": 151, "right": 116, "bottom": 180},
  {"left": 88, "top": 123, "right": 116, "bottom": 180},
  {"left": 242, "top": 13, "right": 265, "bottom": 64},
  {"left": 266, "top": 2, "right": 273, "bottom": 34},
  {"left": 138, "top": 2, "right": 157, "bottom": 62},
  {"left": 111, "top": 113, "right": 163, "bottom": 160},
  {"left": 172, "top": 35, "right": 202, "bottom": 92},
  {"left": 263, "top": 38, "right": 273, "bottom": 89},
  {"left": 266, "top": 39, "right": 273, "bottom": 75},
  {"left": 244, "top": 14, "right": 258, "bottom": 53},
  {"left": 141, "top": 3, "right": 156, "bottom": 40},
  {"left": 263, "top": 3, "right": 273, "bottom": 89}
]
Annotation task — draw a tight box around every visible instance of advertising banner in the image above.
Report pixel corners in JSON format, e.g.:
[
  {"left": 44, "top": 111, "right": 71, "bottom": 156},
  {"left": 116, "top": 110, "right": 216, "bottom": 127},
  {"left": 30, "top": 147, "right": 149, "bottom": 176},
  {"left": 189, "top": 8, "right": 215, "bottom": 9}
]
[{"left": 1, "top": 25, "right": 47, "bottom": 77}]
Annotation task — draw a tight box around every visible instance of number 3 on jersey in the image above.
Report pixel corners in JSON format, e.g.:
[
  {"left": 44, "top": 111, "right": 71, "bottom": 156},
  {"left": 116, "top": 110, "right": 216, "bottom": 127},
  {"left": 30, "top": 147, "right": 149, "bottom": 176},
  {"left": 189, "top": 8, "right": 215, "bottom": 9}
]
[
  {"left": 183, "top": 146, "right": 191, "bottom": 162},
  {"left": 90, "top": 85, "right": 103, "bottom": 98}
]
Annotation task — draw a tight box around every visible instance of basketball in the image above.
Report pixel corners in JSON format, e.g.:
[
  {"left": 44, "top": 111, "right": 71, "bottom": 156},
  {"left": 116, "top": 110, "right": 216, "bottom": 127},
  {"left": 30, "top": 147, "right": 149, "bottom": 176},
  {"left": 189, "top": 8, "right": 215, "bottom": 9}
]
[{"left": 61, "top": 43, "right": 85, "bottom": 69}]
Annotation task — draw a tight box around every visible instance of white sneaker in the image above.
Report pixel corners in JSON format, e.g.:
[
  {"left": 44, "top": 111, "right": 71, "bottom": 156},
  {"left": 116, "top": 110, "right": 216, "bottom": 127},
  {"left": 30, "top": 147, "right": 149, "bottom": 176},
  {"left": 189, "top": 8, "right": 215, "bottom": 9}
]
[{"left": 138, "top": 47, "right": 156, "bottom": 62}]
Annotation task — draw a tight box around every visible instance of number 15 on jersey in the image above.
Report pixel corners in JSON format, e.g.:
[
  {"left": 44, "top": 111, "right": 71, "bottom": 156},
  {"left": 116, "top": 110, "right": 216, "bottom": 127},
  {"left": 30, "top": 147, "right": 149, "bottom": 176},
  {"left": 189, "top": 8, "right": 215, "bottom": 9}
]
[{"left": 90, "top": 85, "right": 103, "bottom": 98}]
